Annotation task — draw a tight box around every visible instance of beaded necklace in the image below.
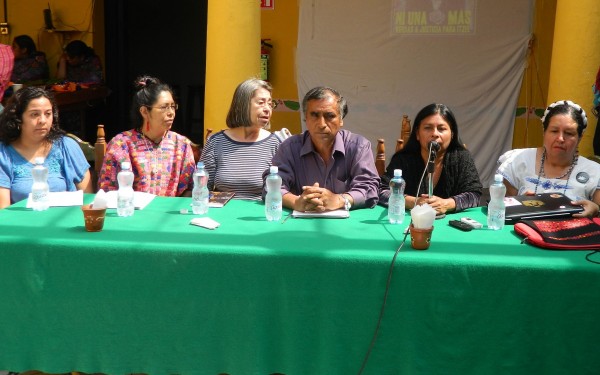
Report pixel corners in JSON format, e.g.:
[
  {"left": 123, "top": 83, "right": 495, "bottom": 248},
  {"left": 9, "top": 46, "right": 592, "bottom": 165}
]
[{"left": 534, "top": 148, "right": 577, "bottom": 194}]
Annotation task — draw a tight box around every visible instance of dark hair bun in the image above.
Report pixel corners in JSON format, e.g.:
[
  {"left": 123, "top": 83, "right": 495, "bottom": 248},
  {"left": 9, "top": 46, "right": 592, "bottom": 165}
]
[{"left": 133, "top": 75, "right": 161, "bottom": 91}]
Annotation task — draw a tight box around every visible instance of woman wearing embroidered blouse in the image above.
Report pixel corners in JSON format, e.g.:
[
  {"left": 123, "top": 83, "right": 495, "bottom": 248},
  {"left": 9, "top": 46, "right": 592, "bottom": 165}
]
[
  {"left": 98, "top": 76, "right": 195, "bottom": 196},
  {"left": 200, "top": 78, "right": 281, "bottom": 200},
  {"left": 0, "top": 86, "right": 92, "bottom": 208},
  {"left": 497, "top": 100, "right": 600, "bottom": 218}
]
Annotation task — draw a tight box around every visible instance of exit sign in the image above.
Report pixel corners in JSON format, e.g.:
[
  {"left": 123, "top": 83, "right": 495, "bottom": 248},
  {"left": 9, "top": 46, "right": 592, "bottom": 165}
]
[{"left": 261, "top": 0, "right": 274, "bottom": 9}]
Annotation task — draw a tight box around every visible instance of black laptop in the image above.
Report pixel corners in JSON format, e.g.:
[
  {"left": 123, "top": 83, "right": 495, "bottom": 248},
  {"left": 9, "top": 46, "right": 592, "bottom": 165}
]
[{"left": 503, "top": 192, "right": 583, "bottom": 223}]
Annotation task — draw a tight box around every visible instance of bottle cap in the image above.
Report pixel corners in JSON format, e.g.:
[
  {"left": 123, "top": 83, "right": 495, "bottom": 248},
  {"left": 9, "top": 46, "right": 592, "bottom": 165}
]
[
  {"left": 494, "top": 174, "right": 503, "bottom": 182},
  {"left": 121, "top": 161, "right": 131, "bottom": 170},
  {"left": 197, "top": 161, "right": 205, "bottom": 169},
  {"left": 270, "top": 166, "right": 278, "bottom": 174},
  {"left": 34, "top": 156, "right": 45, "bottom": 165},
  {"left": 394, "top": 169, "right": 402, "bottom": 177}
]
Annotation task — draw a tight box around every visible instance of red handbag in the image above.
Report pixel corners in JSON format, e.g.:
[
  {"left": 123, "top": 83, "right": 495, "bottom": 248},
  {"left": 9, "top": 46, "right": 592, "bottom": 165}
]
[{"left": 514, "top": 217, "right": 600, "bottom": 250}]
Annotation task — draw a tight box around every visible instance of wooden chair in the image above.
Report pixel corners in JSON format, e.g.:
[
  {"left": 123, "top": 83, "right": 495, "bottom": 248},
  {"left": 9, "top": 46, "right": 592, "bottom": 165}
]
[
  {"left": 375, "top": 139, "right": 386, "bottom": 176},
  {"left": 66, "top": 124, "right": 106, "bottom": 191},
  {"left": 190, "top": 128, "right": 213, "bottom": 164},
  {"left": 375, "top": 115, "right": 412, "bottom": 177},
  {"left": 396, "top": 114, "right": 411, "bottom": 152}
]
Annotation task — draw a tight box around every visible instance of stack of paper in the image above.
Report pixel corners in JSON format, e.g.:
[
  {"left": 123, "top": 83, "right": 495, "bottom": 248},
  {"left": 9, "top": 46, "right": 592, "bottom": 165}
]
[
  {"left": 291, "top": 209, "right": 349, "bottom": 219},
  {"left": 104, "top": 191, "right": 156, "bottom": 210},
  {"left": 26, "top": 190, "right": 84, "bottom": 208}
]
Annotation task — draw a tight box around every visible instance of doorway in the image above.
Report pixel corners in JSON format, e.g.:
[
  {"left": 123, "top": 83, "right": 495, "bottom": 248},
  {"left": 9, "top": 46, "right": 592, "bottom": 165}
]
[{"left": 103, "top": 0, "right": 207, "bottom": 143}]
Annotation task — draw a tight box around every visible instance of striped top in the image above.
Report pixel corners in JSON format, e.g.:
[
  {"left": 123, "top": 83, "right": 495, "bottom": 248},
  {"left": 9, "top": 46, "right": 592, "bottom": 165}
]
[{"left": 200, "top": 130, "right": 281, "bottom": 200}]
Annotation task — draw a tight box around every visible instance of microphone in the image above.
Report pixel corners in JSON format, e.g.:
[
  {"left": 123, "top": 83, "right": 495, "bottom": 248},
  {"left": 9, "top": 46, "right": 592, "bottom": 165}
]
[
  {"left": 427, "top": 141, "right": 439, "bottom": 173},
  {"left": 428, "top": 141, "right": 440, "bottom": 153},
  {"left": 427, "top": 141, "right": 439, "bottom": 196}
]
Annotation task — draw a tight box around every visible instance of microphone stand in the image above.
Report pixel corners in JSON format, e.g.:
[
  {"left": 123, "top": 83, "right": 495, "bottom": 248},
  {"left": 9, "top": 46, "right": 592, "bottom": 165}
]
[{"left": 427, "top": 146, "right": 436, "bottom": 198}]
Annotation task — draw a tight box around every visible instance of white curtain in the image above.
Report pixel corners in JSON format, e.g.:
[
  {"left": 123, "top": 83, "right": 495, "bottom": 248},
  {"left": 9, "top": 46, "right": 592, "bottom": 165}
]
[{"left": 297, "top": 0, "right": 533, "bottom": 186}]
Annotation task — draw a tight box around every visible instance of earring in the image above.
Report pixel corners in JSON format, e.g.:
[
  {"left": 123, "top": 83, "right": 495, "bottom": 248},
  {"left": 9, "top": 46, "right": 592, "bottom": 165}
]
[{"left": 145, "top": 121, "right": 150, "bottom": 132}]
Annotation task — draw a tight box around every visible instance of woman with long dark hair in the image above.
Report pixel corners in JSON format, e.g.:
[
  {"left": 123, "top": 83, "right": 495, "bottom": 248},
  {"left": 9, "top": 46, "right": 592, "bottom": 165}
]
[
  {"left": 0, "top": 86, "right": 92, "bottom": 208},
  {"left": 379, "top": 103, "right": 482, "bottom": 214},
  {"left": 98, "top": 75, "right": 195, "bottom": 196}
]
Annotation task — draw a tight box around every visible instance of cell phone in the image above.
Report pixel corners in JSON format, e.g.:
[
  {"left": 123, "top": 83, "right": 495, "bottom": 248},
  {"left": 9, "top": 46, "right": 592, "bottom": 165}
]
[
  {"left": 449, "top": 220, "right": 472, "bottom": 232},
  {"left": 460, "top": 217, "right": 482, "bottom": 229}
]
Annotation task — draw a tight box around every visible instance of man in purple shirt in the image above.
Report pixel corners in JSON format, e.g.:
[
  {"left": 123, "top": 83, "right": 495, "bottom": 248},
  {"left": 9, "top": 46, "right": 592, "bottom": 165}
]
[{"left": 267, "top": 86, "right": 380, "bottom": 212}]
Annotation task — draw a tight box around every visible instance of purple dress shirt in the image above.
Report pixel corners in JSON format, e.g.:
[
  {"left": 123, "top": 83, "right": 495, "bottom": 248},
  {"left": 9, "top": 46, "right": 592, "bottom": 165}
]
[{"left": 268, "top": 129, "right": 380, "bottom": 209}]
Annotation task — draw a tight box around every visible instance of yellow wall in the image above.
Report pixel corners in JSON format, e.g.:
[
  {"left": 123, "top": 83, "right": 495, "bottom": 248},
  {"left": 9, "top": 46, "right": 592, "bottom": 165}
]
[
  {"left": 261, "top": 0, "right": 301, "bottom": 134},
  {"left": 204, "top": 1, "right": 261, "bottom": 138},
  {"left": 0, "top": 0, "right": 98, "bottom": 79},
  {"left": 546, "top": 0, "right": 600, "bottom": 158},
  {"left": 512, "top": 0, "right": 556, "bottom": 149}
]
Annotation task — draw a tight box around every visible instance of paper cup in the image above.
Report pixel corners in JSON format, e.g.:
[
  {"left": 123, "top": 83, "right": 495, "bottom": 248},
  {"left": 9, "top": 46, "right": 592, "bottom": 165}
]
[{"left": 81, "top": 204, "right": 107, "bottom": 232}]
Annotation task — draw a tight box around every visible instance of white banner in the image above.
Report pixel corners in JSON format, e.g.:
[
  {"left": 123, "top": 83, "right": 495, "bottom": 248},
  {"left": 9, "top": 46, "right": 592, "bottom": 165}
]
[{"left": 297, "top": 0, "right": 533, "bottom": 186}]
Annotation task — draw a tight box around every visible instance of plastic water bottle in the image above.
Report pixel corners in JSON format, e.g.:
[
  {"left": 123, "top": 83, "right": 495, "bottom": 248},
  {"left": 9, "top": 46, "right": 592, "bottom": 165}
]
[
  {"left": 31, "top": 157, "right": 50, "bottom": 211},
  {"left": 192, "top": 162, "right": 209, "bottom": 214},
  {"left": 487, "top": 174, "right": 506, "bottom": 230},
  {"left": 388, "top": 169, "right": 406, "bottom": 224},
  {"left": 117, "top": 161, "right": 135, "bottom": 217},
  {"left": 265, "top": 166, "right": 282, "bottom": 221}
]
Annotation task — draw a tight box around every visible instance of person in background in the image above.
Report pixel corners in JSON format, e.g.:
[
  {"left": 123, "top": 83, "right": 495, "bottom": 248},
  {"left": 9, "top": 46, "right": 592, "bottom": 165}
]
[
  {"left": 498, "top": 100, "right": 600, "bottom": 218},
  {"left": 379, "top": 103, "right": 482, "bottom": 214},
  {"left": 200, "top": 78, "right": 281, "bottom": 200},
  {"left": 98, "top": 75, "right": 195, "bottom": 196},
  {"left": 0, "top": 43, "right": 14, "bottom": 112},
  {"left": 0, "top": 86, "right": 92, "bottom": 208},
  {"left": 57, "top": 40, "right": 103, "bottom": 83},
  {"left": 266, "top": 86, "right": 380, "bottom": 212},
  {"left": 11, "top": 35, "right": 50, "bottom": 84}
]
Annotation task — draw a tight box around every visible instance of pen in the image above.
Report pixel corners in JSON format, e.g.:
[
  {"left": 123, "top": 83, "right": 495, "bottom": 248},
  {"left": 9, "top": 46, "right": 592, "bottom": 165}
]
[{"left": 281, "top": 211, "right": 293, "bottom": 224}]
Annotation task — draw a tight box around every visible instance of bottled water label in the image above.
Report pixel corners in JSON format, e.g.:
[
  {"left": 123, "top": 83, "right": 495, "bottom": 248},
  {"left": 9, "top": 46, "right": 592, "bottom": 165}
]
[
  {"left": 31, "top": 189, "right": 49, "bottom": 211},
  {"left": 192, "top": 195, "right": 209, "bottom": 214},
  {"left": 117, "top": 193, "right": 134, "bottom": 217},
  {"left": 32, "top": 190, "right": 48, "bottom": 202},
  {"left": 488, "top": 208, "right": 505, "bottom": 230},
  {"left": 266, "top": 200, "right": 282, "bottom": 221},
  {"left": 388, "top": 200, "right": 405, "bottom": 224}
]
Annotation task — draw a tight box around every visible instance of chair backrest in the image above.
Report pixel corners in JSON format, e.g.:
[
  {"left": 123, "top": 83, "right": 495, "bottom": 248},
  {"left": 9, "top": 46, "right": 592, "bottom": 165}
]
[
  {"left": 375, "top": 115, "right": 411, "bottom": 177},
  {"left": 94, "top": 125, "right": 106, "bottom": 177},
  {"left": 375, "top": 139, "right": 386, "bottom": 176},
  {"left": 190, "top": 127, "right": 213, "bottom": 164},
  {"left": 396, "top": 114, "right": 412, "bottom": 152},
  {"left": 66, "top": 124, "right": 106, "bottom": 191}
]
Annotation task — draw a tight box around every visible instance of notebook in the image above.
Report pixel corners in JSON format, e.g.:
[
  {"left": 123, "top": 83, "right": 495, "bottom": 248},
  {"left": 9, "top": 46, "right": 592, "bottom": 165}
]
[{"left": 503, "top": 192, "right": 583, "bottom": 223}]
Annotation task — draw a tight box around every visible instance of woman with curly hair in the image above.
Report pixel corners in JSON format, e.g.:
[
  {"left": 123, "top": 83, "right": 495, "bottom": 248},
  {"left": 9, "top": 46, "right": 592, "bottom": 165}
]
[{"left": 0, "top": 86, "right": 92, "bottom": 208}]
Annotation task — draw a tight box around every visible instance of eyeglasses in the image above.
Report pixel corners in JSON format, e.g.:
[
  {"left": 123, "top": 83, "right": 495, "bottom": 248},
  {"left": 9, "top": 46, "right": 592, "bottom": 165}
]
[
  {"left": 255, "top": 100, "right": 278, "bottom": 110},
  {"left": 149, "top": 104, "right": 179, "bottom": 112}
]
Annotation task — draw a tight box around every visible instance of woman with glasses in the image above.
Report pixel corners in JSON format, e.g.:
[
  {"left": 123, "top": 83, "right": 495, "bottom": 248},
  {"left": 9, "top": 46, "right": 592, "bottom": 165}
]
[
  {"left": 200, "top": 78, "right": 281, "bottom": 200},
  {"left": 98, "top": 75, "right": 195, "bottom": 196}
]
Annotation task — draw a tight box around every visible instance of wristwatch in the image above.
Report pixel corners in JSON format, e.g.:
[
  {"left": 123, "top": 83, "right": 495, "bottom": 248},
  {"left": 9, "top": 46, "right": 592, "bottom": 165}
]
[{"left": 341, "top": 194, "right": 351, "bottom": 211}]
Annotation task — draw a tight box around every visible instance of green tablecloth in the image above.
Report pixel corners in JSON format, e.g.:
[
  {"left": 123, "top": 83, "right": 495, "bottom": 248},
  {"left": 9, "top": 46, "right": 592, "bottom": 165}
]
[{"left": 1, "top": 197, "right": 599, "bottom": 374}]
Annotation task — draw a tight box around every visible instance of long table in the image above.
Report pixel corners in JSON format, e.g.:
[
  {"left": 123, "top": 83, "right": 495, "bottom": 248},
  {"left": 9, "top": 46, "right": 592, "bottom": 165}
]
[{"left": 1, "top": 197, "right": 599, "bottom": 374}]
